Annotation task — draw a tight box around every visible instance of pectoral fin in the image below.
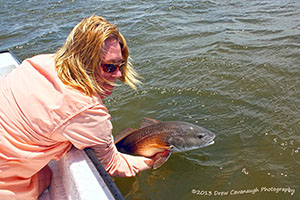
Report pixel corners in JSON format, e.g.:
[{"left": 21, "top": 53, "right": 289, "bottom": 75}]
[{"left": 149, "top": 144, "right": 171, "bottom": 150}]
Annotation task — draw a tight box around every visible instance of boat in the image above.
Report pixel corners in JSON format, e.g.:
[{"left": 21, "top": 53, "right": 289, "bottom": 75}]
[{"left": 0, "top": 50, "right": 124, "bottom": 200}]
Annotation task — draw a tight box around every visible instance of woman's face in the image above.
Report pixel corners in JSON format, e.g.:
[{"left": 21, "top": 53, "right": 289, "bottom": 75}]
[{"left": 98, "top": 37, "right": 124, "bottom": 98}]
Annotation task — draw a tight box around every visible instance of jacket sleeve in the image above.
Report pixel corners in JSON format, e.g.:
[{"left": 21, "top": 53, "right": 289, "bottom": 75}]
[
  {"left": 51, "top": 103, "right": 151, "bottom": 177},
  {"left": 92, "top": 138, "right": 152, "bottom": 177}
]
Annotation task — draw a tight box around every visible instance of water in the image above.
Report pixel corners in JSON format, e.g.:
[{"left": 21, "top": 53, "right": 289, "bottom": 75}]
[{"left": 1, "top": 0, "right": 300, "bottom": 199}]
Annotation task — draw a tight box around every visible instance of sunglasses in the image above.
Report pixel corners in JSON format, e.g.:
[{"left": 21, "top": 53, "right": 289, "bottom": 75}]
[{"left": 100, "top": 62, "right": 125, "bottom": 73}]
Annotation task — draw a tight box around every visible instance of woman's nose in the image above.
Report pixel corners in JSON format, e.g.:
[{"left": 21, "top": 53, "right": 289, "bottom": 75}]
[{"left": 112, "top": 67, "right": 122, "bottom": 78}]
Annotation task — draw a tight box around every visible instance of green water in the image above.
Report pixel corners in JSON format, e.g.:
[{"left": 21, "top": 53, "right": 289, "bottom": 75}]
[{"left": 1, "top": 0, "right": 299, "bottom": 199}]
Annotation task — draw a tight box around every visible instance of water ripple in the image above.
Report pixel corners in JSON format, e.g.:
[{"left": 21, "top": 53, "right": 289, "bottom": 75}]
[{"left": 1, "top": 0, "right": 300, "bottom": 199}]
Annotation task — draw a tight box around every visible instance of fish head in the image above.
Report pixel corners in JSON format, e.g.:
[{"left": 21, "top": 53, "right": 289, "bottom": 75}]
[{"left": 167, "top": 122, "right": 215, "bottom": 152}]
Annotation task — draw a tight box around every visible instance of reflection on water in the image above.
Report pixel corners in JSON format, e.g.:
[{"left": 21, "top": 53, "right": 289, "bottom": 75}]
[{"left": 1, "top": 0, "right": 300, "bottom": 199}]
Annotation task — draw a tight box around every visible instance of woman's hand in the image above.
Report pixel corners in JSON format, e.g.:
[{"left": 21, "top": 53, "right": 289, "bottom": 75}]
[{"left": 145, "top": 150, "right": 171, "bottom": 169}]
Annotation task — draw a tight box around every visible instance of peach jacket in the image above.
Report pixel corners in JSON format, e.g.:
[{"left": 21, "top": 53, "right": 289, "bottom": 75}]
[{"left": 0, "top": 54, "right": 150, "bottom": 199}]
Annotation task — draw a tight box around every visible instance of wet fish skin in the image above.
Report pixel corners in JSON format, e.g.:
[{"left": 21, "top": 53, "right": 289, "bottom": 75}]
[{"left": 115, "top": 118, "right": 215, "bottom": 158}]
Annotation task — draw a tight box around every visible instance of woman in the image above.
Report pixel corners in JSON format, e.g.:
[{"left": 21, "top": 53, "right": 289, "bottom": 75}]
[{"left": 0, "top": 15, "right": 166, "bottom": 199}]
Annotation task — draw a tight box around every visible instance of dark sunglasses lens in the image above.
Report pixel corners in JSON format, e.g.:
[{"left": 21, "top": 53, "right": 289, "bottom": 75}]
[{"left": 103, "top": 64, "right": 117, "bottom": 73}]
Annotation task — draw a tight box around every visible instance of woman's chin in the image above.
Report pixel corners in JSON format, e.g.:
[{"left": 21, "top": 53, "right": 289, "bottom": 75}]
[
  {"left": 102, "top": 87, "right": 114, "bottom": 98},
  {"left": 104, "top": 91, "right": 113, "bottom": 98}
]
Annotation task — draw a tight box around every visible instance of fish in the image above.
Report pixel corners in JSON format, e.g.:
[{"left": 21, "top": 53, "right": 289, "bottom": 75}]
[{"left": 114, "top": 117, "right": 215, "bottom": 168}]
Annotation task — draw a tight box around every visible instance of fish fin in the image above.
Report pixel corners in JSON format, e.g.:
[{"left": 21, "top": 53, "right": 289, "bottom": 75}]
[
  {"left": 140, "top": 117, "right": 161, "bottom": 128},
  {"left": 149, "top": 144, "right": 171, "bottom": 150},
  {"left": 114, "top": 128, "right": 137, "bottom": 144}
]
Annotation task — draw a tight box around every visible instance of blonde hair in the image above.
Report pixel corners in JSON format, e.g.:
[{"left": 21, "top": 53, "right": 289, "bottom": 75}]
[{"left": 55, "top": 15, "right": 141, "bottom": 96}]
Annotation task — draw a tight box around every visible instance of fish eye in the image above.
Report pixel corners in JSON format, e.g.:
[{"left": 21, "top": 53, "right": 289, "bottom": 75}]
[{"left": 198, "top": 134, "right": 204, "bottom": 139}]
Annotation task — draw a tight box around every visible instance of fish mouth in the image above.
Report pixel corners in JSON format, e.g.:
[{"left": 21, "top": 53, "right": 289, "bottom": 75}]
[
  {"left": 208, "top": 140, "right": 215, "bottom": 145},
  {"left": 201, "top": 137, "right": 215, "bottom": 148}
]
